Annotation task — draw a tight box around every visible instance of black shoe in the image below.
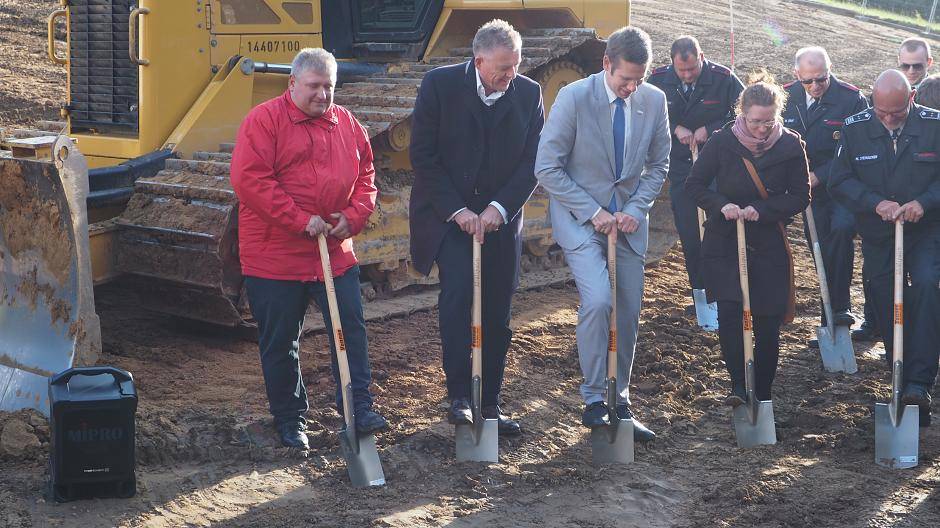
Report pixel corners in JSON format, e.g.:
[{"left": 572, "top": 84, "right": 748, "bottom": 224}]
[
  {"left": 808, "top": 338, "right": 819, "bottom": 349},
  {"left": 725, "top": 384, "right": 746, "bottom": 407},
  {"left": 482, "top": 405, "right": 522, "bottom": 436},
  {"left": 277, "top": 422, "right": 309, "bottom": 450},
  {"left": 615, "top": 404, "right": 656, "bottom": 442},
  {"left": 901, "top": 383, "right": 932, "bottom": 409},
  {"left": 448, "top": 398, "right": 473, "bottom": 425},
  {"left": 920, "top": 405, "right": 932, "bottom": 428},
  {"left": 852, "top": 322, "right": 879, "bottom": 342},
  {"left": 833, "top": 310, "right": 856, "bottom": 327},
  {"left": 582, "top": 402, "right": 610, "bottom": 429},
  {"left": 354, "top": 408, "right": 389, "bottom": 436}
]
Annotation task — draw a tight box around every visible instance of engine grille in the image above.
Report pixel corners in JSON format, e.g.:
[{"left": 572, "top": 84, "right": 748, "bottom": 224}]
[{"left": 69, "top": 0, "right": 139, "bottom": 132}]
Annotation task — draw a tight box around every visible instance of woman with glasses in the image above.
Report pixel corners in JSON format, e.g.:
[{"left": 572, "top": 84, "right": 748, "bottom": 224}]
[{"left": 685, "top": 72, "right": 811, "bottom": 405}]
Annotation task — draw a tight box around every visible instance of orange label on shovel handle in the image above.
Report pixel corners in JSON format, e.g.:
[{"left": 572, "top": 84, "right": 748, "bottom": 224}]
[
  {"left": 743, "top": 311, "right": 753, "bottom": 331},
  {"left": 608, "top": 330, "right": 617, "bottom": 351},
  {"left": 894, "top": 304, "right": 903, "bottom": 325},
  {"left": 471, "top": 326, "right": 482, "bottom": 348},
  {"left": 336, "top": 329, "right": 346, "bottom": 351}
]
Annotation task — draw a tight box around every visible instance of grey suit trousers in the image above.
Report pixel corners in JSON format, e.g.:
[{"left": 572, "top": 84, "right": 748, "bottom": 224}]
[{"left": 564, "top": 231, "right": 645, "bottom": 405}]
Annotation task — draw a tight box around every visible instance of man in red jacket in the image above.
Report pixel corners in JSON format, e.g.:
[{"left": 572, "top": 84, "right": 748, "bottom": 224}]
[{"left": 231, "top": 48, "right": 387, "bottom": 450}]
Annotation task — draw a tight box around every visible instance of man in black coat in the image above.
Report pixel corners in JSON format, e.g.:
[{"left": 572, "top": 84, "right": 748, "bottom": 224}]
[
  {"left": 409, "top": 19, "right": 543, "bottom": 434},
  {"left": 648, "top": 36, "right": 744, "bottom": 314},
  {"left": 782, "top": 46, "right": 868, "bottom": 347},
  {"left": 829, "top": 70, "right": 940, "bottom": 424}
]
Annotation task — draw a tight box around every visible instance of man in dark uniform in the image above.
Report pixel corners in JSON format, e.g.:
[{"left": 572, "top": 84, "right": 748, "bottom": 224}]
[
  {"left": 782, "top": 46, "right": 868, "bottom": 347},
  {"left": 830, "top": 69, "right": 940, "bottom": 424},
  {"left": 648, "top": 36, "right": 743, "bottom": 314}
]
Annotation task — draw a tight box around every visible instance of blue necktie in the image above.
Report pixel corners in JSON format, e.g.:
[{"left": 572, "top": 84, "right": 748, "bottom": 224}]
[{"left": 611, "top": 97, "right": 626, "bottom": 211}]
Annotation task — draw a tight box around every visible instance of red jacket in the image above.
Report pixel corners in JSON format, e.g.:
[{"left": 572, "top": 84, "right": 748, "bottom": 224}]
[{"left": 231, "top": 91, "right": 377, "bottom": 281}]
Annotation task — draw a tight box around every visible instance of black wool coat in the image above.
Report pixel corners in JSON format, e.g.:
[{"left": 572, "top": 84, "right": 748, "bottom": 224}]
[
  {"left": 686, "top": 124, "right": 811, "bottom": 315},
  {"left": 408, "top": 61, "right": 544, "bottom": 275}
]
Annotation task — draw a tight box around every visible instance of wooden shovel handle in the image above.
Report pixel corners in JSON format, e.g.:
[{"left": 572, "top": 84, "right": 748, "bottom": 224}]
[
  {"left": 607, "top": 229, "right": 617, "bottom": 376},
  {"left": 318, "top": 234, "right": 355, "bottom": 428},
  {"left": 472, "top": 238, "right": 483, "bottom": 378},
  {"left": 691, "top": 143, "right": 706, "bottom": 241},
  {"left": 893, "top": 220, "right": 904, "bottom": 363},
  {"left": 736, "top": 219, "right": 755, "bottom": 363}
]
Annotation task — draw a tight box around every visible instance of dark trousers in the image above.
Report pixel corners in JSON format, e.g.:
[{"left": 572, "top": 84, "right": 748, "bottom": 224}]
[
  {"left": 803, "top": 198, "right": 856, "bottom": 319},
  {"left": 862, "top": 229, "right": 940, "bottom": 387},
  {"left": 245, "top": 267, "right": 374, "bottom": 427},
  {"left": 436, "top": 224, "right": 520, "bottom": 406},
  {"left": 670, "top": 177, "right": 705, "bottom": 290},
  {"left": 717, "top": 301, "right": 783, "bottom": 401}
]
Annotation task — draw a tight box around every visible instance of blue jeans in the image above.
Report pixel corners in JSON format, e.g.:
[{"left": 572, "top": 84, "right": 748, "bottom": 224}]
[{"left": 245, "top": 266, "right": 374, "bottom": 427}]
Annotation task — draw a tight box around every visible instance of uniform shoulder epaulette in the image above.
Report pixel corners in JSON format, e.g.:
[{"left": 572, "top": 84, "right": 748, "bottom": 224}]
[
  {"left": 844, "top": 110, "right": 872, "bottom": 125},
  {"left": 836, "top": 80, "right": 860, "bottom": 92},
  {"left": 708, "top": 62, "right": 731, "bottom": 76},
  {"left": 782, "top": 80, "right": 797, "bottom": 89},
  {"left": 650, "top": 65, "right": 671, "bottom": 76},
  {"left": 918, "top": 108, "right": 940, "bottom": 120}
]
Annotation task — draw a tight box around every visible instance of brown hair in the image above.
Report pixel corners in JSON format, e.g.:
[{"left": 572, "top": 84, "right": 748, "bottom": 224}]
[
  {"left": 735, "top": 70, "right": 788, "bottom": 120},
  {"left": 915, "top": 73, "right": 940, "bottom": 109}
]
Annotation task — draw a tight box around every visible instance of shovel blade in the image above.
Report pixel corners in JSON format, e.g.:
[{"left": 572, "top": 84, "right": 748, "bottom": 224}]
[
  {"left": 339, "top": 431, "right": 386, "bottom": 487},
  {"left": 816, "top": 325, "right": 858, "bottom": 374},
  {"left": 874, "top": 403, "right": 919, "bottom": 469},
  {"left": 692, "top": 289, "right": 718, "bottom": 331},
  {"left": 732, "top": 401, "right": 777, "bottom": 448},
  {"left": 455, "top": 419, "right": 498, "bottom": 463},
  {"left": 591, "top": 419, "right": 635, "bottom": 465}
]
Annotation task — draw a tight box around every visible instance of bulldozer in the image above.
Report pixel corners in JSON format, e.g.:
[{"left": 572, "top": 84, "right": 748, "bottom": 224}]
[{"left": 0, "top": 0, "right": 677, "bottom": 414}]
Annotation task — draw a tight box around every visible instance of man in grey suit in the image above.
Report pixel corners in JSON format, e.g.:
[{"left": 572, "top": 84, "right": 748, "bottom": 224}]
[{"left": 535, "top": 26, "right": 669, "bottom": 441}]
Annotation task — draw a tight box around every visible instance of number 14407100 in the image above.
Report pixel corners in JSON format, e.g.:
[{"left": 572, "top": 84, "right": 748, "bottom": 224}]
[{"left": 245, "top": 40, "right": 301, "bottom": 53}]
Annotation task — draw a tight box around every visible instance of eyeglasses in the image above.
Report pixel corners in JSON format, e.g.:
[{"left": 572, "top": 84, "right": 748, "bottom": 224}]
[
  {"left": 800, "top": 76, "right": 829, "bottom": 85},
  {"left": 899, "top": 62, "right": 926, "bottom": 71},
  {"left": 745, "top": 118, "right": 777, "bottom": 128}
]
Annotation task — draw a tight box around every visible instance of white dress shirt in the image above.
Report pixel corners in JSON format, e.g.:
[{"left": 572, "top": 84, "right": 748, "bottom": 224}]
[{"left": 447, "top": 67, "right": 510, "bottom": 223}]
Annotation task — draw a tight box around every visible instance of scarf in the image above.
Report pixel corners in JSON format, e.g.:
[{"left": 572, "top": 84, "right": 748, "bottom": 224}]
[{"left": 731, "top": 114, "right": 784, "bottom": 157}]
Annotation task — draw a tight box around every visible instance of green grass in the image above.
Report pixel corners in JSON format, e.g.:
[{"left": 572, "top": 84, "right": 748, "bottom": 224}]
[{"left": 813, "top": 0, "right": 935, "bottom": 31}]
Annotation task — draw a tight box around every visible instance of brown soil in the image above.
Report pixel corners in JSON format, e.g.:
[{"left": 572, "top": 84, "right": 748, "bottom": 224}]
[
  {"left": 2, "top": 1, "right": 940, "bottom": 527},
  {"left": 0, "top": 159, "right": 73, "bottom": 285},
  {"left": 118, "top": 193, "right": 232, "bottom": 233}
]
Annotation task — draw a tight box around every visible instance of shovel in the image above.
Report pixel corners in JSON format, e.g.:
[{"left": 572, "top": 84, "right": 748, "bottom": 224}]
[
  {"left": 318, "top": 235, "right": 386, "bottom": 486},
  {"left": 732, "top": 219, "right": 777, "bottom": 448},
  {"left": 591, "top": 229, "right": 635, "bottom": 464},
  {"left": 690, "top": 143, "right": 718, "bottom": 331},
  {"left": 455, "top": 237, "right": 499, "bottom": 462},
  {"left": 874, "top": 220, "right": 919, "bottom": 469},
  {"left": 804, "top": 206, "right": 857, "bottom": 374}
]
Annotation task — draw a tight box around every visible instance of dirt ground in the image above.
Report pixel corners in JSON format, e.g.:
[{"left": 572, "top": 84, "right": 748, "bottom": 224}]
[{"left": 2, "top": 0, "right": 940, "bottom": 526}]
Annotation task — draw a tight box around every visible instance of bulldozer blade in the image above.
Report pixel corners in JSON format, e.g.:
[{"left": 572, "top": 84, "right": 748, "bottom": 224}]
[
  {"left": 816, "top": 325, "right": 857, "bottom": 374},
  {"left": 591, "top": 418, "right": 635, "bottom": 465},
  {"left": 733, "top": 400, "right": 777, "bottom": 448},
  {"left": 0, "top": 137, "right": 101, "bottom": 414},
  {"left": 875, "top": 403, "right": 919, "bottom": 469},
  {"left": 338, "top": 427, "right": 386, "bottom": 487},
  {"left": 455, "top": 419, "right": 498, "bottom": 463},
  {"left": 692, "top": 288, "right": 718, "bottom": 331}
]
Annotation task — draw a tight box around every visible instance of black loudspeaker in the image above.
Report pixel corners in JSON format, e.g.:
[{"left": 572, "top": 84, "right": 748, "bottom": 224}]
[{"left": 48, "top": 366, "right": 137, "bottom": 502}]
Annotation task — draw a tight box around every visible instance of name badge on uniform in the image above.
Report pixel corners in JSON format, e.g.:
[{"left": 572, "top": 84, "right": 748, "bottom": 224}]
[
  {"left": 855, "top": 154, "right": 878, "bottom": 161},
  {"left": 784, "top": 118, "right": 797, "bottom": 124},
  {"left": 914, "top": 151, "right": 939, "bottom": 161}
]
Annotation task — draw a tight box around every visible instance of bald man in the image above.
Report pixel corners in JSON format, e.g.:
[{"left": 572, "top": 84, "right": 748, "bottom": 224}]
[
  {"left": 830, "top": 69, "right": 940, "bottom": 425},
  {"left": 782, "top": 47, "right": 867, "bottom": 347}
]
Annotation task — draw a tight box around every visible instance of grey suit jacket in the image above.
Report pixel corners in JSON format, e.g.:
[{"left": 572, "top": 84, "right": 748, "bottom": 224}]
[{"left": 535, "top": 72, "right": 670, "bottom": 256}]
